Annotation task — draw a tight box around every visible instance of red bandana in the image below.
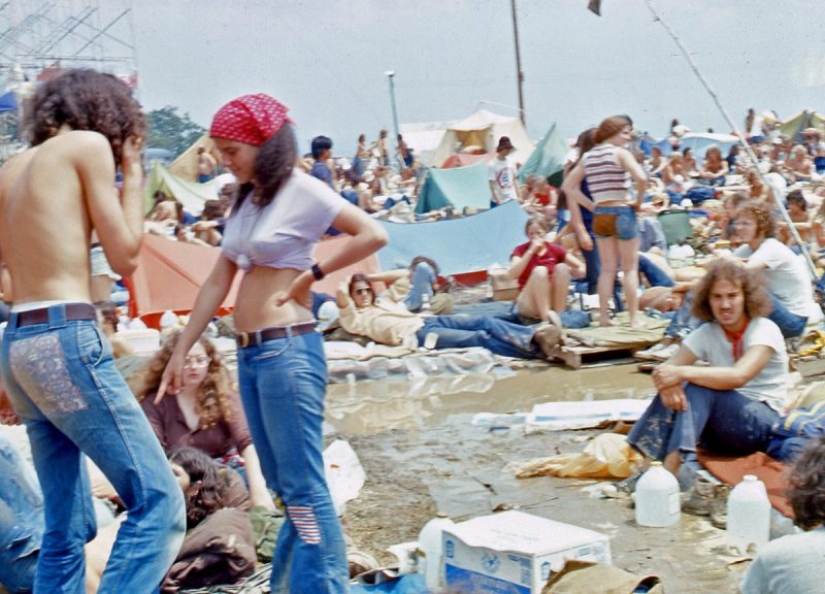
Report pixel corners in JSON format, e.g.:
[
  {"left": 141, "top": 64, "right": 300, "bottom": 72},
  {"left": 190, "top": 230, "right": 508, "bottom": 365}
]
[
  {"left": 724, "top": 318, "right": 750, "bottom": 362},
  {"left": 209, "top": 94, "right": 292, "bottom": 146}
]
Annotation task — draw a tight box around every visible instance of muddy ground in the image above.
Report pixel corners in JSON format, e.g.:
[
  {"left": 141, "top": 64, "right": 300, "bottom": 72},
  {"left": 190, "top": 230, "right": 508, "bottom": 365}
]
[{"left": 330, "top": 363, "right": 753, "bottom": 593}]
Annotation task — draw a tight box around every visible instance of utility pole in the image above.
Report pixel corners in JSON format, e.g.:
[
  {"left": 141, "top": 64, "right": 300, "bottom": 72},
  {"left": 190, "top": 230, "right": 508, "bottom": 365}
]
[
  {"left": 385, "top": 70, "right": 402, "bottom": 170},
  {"left": 510, "top": 0, "right": 525, "bottom": 125}
]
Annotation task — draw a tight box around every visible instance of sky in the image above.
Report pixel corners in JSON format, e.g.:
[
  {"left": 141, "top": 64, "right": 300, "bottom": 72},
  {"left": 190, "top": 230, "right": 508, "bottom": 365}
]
[{"left": 10, "top": 1, "right": 825, "bottom": 155}]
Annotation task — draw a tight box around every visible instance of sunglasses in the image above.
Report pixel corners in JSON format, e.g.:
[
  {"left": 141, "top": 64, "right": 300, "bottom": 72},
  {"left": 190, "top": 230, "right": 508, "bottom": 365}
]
[{"left": 354, "top": 288, "right": 373, "bottom": 296}]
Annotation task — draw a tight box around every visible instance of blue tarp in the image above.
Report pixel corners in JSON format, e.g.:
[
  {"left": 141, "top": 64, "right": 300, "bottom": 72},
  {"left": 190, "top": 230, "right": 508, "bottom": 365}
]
[
  {"left": 0, "top": 91, "right": 16, "bottom": 113},
  {"left": 377, "top": 200, "right": 529, "bottom": 276},
  {"left": 415, "top": 160, "right": 493, "bottom": 214}
]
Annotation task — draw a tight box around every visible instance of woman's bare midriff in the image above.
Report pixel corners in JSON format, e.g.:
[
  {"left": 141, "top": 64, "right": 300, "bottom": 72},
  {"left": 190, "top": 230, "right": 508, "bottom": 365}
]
[
  {"left": 233, "top": 266, "right": 315, "bottom": 332},
  {"left": 595, "top": 199, "right": 634, "bottom": 208}
]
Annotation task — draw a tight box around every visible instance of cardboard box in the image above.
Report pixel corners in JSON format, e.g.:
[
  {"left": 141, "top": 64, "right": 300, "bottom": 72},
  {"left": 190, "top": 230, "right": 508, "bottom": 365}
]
[
  {"left": 443, "top": 511, "right": 611, "bottom": 594},
  {"left": 489, "top": 268, "right": 519, "bottom": 302}
]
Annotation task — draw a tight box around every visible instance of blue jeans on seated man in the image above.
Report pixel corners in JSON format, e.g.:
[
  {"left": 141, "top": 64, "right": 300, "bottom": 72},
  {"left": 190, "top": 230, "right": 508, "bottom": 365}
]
[
  {"left": 1, "top": 305, "right": 186, "bottom": 594},
  {"left": 627, "top": 383, "right": 779, "bottom": 474},
  {"left": 0, "top": 433, "right": 44, "bottom": 593},
  {"left": 404, "top": 261, "right": 436, "bottom": 313},
  {"left": 768, "top": 294, "right": 807, "bottom": 338},
  {"left": 416, "top": 314, "right": 541, "bottom": 359}
]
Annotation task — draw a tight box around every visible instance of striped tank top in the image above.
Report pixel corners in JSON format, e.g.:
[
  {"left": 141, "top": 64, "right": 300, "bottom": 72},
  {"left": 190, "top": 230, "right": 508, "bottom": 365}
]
[{"left": 583, "top": 143, "right": 631, "bottom": 204}]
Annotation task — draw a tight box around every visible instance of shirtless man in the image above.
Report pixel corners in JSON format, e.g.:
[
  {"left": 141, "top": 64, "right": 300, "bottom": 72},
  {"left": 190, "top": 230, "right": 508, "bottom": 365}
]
[
  {"left": 197, "top": 145, "right": 217, "bottom": 182},
  {"left": 0, "top": 69, "right": 185, "bottom": 593}
]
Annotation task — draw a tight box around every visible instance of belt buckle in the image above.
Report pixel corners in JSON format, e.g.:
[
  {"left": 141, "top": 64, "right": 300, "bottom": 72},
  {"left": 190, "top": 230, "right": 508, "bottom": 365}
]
[{"left": 237, "top": 332, "right": 250, "bottom": 349}]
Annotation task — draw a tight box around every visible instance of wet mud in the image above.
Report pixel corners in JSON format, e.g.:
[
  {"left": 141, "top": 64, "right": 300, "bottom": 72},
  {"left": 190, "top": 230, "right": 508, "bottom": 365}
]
[{"left": 329, "top": 363, "right": 748, "bottom": 593}]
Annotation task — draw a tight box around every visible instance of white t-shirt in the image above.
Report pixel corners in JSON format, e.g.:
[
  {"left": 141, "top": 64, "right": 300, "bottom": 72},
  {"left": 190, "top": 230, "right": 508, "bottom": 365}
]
[
  {"left": 740, "top": 528, "right": 825, "bottom": 594},
  {"left": 682, "top": 317, "right": 789, "bottom": 411},
  {"left": 734, "top": 238, "right": 823, "bottom": 323},
  {"left": 488, "top": 157, "right": 518, "bottom": 203}
]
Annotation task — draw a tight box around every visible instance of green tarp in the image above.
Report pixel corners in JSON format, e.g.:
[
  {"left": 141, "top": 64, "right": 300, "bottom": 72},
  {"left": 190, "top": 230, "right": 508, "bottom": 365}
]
[
  {"left": 144, "top": 163, "right": 219, "bottom": 216},
  {"left": 778, "top": 110, "right": 825, "bottom": 144},
  {"left": 414, "top": 160, "right": 493, "bottom": 214},
  {"left": 517, "top": 122, "right": 567, "bottom": 187}
]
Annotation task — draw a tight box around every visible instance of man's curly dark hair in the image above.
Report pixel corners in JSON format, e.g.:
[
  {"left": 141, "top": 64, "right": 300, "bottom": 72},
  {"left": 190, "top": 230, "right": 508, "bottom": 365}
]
[
  {"left": 168, "top": 446, "right": 228, "bottom": 528},
  {"left": 787, "top": 435, "right": 825, "bottom": 530},
  {"left": 691, "top": 258, "right": 772, "bottom": 322},
  {"left": 23, "top": 68, "right": 146, "bottom": 163}
]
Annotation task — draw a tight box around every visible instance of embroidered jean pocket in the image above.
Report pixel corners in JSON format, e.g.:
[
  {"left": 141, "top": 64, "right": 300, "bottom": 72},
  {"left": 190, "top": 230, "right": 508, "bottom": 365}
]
[
  {"left": 9, "top": 334, "right": 87, "bottom": 414},
  {"left": 593, "top": 212, "right": 618, "bottom": 236}
]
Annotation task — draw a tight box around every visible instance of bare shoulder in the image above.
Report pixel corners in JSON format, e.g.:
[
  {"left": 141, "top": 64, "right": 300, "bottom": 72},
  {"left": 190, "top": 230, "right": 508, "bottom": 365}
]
[{"left": 59, "top": 130, "right": 112, "bottom": 154}]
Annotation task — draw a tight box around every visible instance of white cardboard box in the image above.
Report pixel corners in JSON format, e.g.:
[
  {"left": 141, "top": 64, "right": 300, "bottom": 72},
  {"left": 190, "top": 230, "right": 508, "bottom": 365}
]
[{"left": 442, "top": 510, "right": 611, "bottom": 594}]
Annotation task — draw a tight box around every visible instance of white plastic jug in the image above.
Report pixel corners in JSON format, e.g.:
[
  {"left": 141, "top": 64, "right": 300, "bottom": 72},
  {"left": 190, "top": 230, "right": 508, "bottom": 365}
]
[
  {"left": 726, "top": 474, "right": 771, "bottom": 556},
  {"left": 634, "top": 462, "right": 680, "bottom": 527},
  {"left": 417, "top": 513, "right": 455, "bottom": 593}
]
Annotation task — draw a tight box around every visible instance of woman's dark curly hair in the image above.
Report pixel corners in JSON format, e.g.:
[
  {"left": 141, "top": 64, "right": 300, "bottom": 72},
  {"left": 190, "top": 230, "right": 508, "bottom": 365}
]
[
  {"left": 134, "top": 331, "right": 233, "bottom": 429},
  {"left": 232, "top": 124, "right": 297, "bottom": 212},
  {"left": 23, "top": 68, "right": 145, "bottom": 163},
  {"left": 168, "top": 446, "right": 228, "bottom": 528},
  {"left": 787, "top": 435, "right": 825, "bottom": 530},
  {"left": 691, "top": 259, "right": 772, "bottom": 322},
  {"left": 734, "top": 201, "right": 776, "bottom": 240}
]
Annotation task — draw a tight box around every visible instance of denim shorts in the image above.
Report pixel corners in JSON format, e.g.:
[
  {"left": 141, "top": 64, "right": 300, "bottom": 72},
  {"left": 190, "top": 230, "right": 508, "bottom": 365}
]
[{"left": 593, "top": 205, "right": 638, "bottom": 240}]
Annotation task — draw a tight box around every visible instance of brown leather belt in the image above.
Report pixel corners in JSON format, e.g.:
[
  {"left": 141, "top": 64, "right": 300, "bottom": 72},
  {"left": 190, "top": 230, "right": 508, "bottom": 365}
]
[
  {"left": 14, "top": 303, "right": 97, "bottom": 328},
  {"left": 236, "top": 322, "right": 317, "bottom": 348}
]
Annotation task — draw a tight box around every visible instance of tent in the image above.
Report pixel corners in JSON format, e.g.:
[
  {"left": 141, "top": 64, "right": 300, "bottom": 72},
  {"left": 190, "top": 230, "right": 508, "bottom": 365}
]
[
  {"left": 0, "top": 91, "right": 16, "bottom": 112},
  {"left": 144, "top": 163, "right": 219, "bottom": 216},
  {"left": 127, "top": 233, "right": 381, "bottom": 328},
  {"left": 638, "top": 132, "right": 738, "bottom": 159},
  {"left": 377, "top": 200, "right": 529, "bottom": 278},
  {"left": 430, "top": 109, "right": 534, "bottom": 169},
  {"left": 414, "top": 160, "right": 494, "bottom": 214},
  {"left": 517, "top": 122, "right": 568, "bottom": 187},
  {"left": 441, "top": 152, "right": 492, "bottom": 169},
  {"left": 400, "top": 119, "right": 458, "bottom": 167},
  {"left": 168, "top": 133, "right": 221, "bottom": 182},
  {"left": 779, "top": 110, "right": 825, "bottom": 144}
]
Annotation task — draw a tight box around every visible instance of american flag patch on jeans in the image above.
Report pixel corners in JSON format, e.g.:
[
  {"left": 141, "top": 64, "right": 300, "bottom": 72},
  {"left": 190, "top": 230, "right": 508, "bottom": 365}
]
[{"left": 287, "top": 505, "right": 321, "bottom": 544}]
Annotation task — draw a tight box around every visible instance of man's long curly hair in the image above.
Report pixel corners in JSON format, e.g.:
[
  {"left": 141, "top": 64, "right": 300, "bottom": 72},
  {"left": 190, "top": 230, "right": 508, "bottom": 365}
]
[
  {"left": 168, "top": 446, "right": 228, "bottom": 528},
  {"left": 23, "top": 68, "right": 146, "bottom": 163},
  {"left": 691, "top": 259, "right": 772, "bottom": 322},
  {"left": 135, "top": 331, "right": 233, "bottom": 429},
  {"left": 787, "top": 435, "right": 825, "bottom": 530},
  {"left": 233, "top": 124, "right": 297, "bottom": 211}
]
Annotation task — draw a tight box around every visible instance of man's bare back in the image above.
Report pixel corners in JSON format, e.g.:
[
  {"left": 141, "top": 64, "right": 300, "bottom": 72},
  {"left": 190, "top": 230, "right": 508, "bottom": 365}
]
[{"left": 0, "top": 130, "right": 143, "bottom": 304}]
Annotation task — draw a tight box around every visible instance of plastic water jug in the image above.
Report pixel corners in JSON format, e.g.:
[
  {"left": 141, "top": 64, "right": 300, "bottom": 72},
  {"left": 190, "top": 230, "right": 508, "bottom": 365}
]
[
  {"left": 634, "top": 462, "right": 680, "bottom": 527},
  {"left": 417, "top": 513, "right": 455, "bottom": 593},
  {"left": 726, "top": 474, "right": 770, "bottom": 556},
  {"left": 159, "top": 310, "right": 178, "bottom": 330}
]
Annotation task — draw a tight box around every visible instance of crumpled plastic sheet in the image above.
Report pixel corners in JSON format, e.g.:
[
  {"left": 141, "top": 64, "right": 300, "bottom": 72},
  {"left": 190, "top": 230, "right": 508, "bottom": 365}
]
[{"left": 327, "top": 347, "right": 496, "bottom": 383}]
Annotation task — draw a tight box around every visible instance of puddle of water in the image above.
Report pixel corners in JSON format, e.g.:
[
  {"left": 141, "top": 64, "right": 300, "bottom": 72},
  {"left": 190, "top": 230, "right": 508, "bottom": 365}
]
[{"left": 325, "top": 363, "right": 656, "bottom": 436}]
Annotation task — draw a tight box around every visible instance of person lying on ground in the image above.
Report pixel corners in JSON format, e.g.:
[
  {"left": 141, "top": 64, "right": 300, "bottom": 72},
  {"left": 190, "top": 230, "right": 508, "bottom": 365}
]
[
  {"left": 627, "top": 260, "right": 789, "bottom": 484},
  {"left": 365, "top": 256, "right": 454, "bottom": 315},
  {"left": 134, "top": 331, "right": 275, "bottom": 511},
  {"left": 731, "top": 201, "right": 823, "bottom": 338},
  {"left": 508, "top": 217, "right": 584, "bottom": 324},
  {"left": 336, "top": 274, "right": 563, "bottom": 360},
  {"left": 740, "top": 434, "right": 825, "bottom": 594}
]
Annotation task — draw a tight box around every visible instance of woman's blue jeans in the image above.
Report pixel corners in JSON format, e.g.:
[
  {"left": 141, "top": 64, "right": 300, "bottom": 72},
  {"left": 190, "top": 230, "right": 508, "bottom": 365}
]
[
  {"left": 0, "top": 433, "right": 43, "bottom": 593},
  {"left": 404, "top": 261, "right": 436, "bottom": 313},
  {"left": 627, "top": 383, "right": 779, "bottom": 462},
  {"left": 236, "top": 330, "right": 348, "bottom": 594},
  {"left": 0, "top": 305, "right": 186, "bottom": 594}
]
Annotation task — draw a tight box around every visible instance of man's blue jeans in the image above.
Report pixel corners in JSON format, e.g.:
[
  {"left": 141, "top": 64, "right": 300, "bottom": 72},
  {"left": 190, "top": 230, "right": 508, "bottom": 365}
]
[
  {"left": 236, "top": 329, "right": 348, "bottom": 594},
  {"left": 627, "top": 383, "right": 779, "bottom": 462},
  {"left": 416, "top": 314, "right": 540, "bottom": 359},
  {"left": 404, "top": 261, "right": 436, "bottom": 313},
  {"left": 0, "top": 433, "right": 43, "bottom": 593},
  {"left": 768, "top": 294, "right": 807, "bottom": 338},
  {"left": 0, "top": 305, "right": 186, "bottom": 594}
]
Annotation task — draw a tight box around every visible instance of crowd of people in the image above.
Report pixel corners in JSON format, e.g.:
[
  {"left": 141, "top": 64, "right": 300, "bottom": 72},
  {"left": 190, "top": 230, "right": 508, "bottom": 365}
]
[{"left": 0, "top": 66, "right": 824, "bottom": 594}]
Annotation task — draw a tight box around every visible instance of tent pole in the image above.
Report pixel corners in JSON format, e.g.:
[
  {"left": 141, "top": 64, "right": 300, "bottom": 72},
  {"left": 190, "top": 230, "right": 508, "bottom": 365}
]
[
  {"left": 510, "top": 0, "right": 526, "bottom": 126},
  {"left": 642, "top": 0, "right": 817, "bottom": 279}
]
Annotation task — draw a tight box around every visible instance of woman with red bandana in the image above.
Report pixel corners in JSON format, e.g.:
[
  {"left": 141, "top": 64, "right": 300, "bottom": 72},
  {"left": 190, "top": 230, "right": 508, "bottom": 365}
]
[
  {"left": 157, "top": 94, "right": 387, "bottom": 593},
  {"left": 627, "top": 260, "right": 789, "bottom": 485}
]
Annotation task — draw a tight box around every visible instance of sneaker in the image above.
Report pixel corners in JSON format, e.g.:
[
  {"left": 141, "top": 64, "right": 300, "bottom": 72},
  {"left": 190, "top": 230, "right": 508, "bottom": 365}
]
[
  {"left": 681, "top": 475, "right": 729, "bottom": 524},
  {"left": 636, "top": 342, "right": 679, "bottom": 361},
  {"left": 533, "top": 324, "right": 563, "bottom": 360},
  {"left": 709, "top": 484, "right": 730, "bottom": 529}
]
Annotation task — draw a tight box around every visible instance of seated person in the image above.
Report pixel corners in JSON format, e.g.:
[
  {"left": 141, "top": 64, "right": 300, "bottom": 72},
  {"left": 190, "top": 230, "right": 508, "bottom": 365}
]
[
  {"left": 134, "top": 332, "right": 274, "bottom": 511},
  {"left": 785, "top": 144, "right": 815, "bottom": 183},
  {"left": 627, "top": 260, "right": 788, "bottom": 483},
  {"left": 173, "top": 224, "right": 213, "bottom": 247},
  {"left": 681, "top": 148, "right": 698, "bottom": 178},
  {"left": 697, "top": 146, "right": 729, "bottom": 186},
  {"left": 508, "top": 217, "right": 584, "bottom": 325},
  {"left": 740, "top": 435, "right": 825, "bottom": 594},
  {"left": 336, "top": 274, "right": 563, "bottom": 360},
  {"left": 732, "top": 201, "right": 823, "bottom": 338},
  {"left": 94, "top": 301, "right": 133, "bottom": 359},
  {"left": 191, "top": 199, "right": 227, "bottom": 247},
  {"left": 366, "top": 256, "right": 453, "bottom": 315},
  {"left": 778, "top": 189, "right": 813, "bottom": 251}
]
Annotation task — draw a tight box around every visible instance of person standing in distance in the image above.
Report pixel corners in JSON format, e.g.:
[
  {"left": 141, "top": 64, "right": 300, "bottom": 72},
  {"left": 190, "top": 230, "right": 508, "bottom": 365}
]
[
  {"left": 157, "top": 94, "right": 388, "bottom": 594},
  {"left": 0, "top": 69, "right": 185, "bottom": 594}
]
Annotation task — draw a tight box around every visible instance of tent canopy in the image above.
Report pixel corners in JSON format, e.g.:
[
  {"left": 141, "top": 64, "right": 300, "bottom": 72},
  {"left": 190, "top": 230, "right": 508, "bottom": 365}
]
[
  {"left": 168, "top": 133, "right": 221, "bottom": 182},
  {"left": 144, "top": 163, "right": 219, "bottom": 216},
  {"left": 430, "top": 109, "right": 534, "bottom": 168},
  {"left": 378, "top": 200, "right": 528, "bottom": 277},
  {"left": 415, "top": 160, "right": 493, "bottom": 214},
  {"left": 517, "top": 122, "right": 568, "bottom": 187},
  {"left": 778, "top": 110, "right": 825, "bottom": 144}
]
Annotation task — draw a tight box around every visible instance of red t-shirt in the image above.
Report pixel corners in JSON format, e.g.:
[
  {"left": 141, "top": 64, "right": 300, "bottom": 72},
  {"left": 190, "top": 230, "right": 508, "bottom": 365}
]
[{"left": 511, "top": 241, "right": 567, "bottom": 290}]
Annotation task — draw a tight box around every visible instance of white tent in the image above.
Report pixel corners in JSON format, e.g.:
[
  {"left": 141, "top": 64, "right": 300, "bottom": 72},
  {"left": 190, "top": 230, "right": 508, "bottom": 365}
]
[
  {"left": 400, "top": 119, "right": 458, "bottom": 168},
  {"left": 429, "top": 109, "right": 535, "bottom": 168}
]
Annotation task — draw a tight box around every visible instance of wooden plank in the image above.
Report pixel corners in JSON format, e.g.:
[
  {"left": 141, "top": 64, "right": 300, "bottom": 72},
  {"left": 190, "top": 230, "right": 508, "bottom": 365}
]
[{"left": 555, "top": 343, "right": 649, "bottom": 369}]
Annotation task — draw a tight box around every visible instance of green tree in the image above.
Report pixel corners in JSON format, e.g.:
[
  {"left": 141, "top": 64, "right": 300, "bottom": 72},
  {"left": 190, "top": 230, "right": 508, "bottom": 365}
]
[{"left": 146, "top": 106, "right": 205, "bottom": 157}]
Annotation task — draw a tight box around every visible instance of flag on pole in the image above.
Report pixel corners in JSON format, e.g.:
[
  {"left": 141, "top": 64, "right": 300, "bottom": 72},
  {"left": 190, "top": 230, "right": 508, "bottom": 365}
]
[{"left": 588, "top": 0, "right": 601, "bottom": 16}]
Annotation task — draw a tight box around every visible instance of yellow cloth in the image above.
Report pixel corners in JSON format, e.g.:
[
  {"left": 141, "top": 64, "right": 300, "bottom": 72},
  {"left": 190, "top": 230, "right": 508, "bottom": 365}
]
[{"left": 514, "top": 433, "right": 643, "bottom": 480}]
